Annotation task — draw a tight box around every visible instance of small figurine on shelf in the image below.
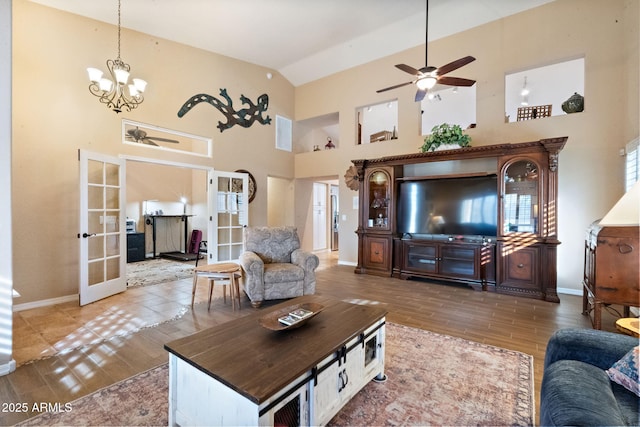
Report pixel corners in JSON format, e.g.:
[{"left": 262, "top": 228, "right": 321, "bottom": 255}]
[
  {"left": 325, "top": 137, "right": 335, "bottom": 149},
  {"left": 313, "top": 145, "right": 320, "bottom": 151}
]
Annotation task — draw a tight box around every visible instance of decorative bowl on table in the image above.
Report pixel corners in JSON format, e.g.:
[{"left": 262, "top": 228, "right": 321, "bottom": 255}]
[{"left": 258, "top": 302, "right": 325, "bottom": 331}]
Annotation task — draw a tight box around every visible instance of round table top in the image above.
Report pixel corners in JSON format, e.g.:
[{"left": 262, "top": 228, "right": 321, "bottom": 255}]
[
  {"left": 615, "top": 318, "right": 640, "bottom": 338},
  {"left": 195, "top": 262, "right": 241, "bottom": 274}
]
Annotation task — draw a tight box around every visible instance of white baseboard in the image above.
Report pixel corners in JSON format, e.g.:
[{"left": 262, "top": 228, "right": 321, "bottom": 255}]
[
  {"left": 337, "top": 260, "right": 357, "bottom": 267},
  {"left": 556, "top": 287, "right": 582, "bottom": 296},
  {"left": 13, "top": 294, "right": 78, "bottom": 312},
  {"left": 0, "top": 359, "right": 16, "bottom": 376}
]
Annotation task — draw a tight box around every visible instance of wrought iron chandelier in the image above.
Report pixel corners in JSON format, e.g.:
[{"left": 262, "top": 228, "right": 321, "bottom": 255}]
[{"left": 86, "top": 0, "right": 147, "bottom": 113}]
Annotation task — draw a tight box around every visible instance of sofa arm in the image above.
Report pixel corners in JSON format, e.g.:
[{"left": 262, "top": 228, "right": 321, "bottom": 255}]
[
  {"left": 544, "top": 328, "right": 638, "bottom": 371},
  {"left": 291, "top": 249, "right": 319, "bottom": 273},
  {"left": 239, "top": 251, "right": 265, "bottom": 302}
]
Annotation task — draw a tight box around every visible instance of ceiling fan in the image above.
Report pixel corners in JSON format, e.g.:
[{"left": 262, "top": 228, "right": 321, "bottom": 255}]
[
  {"left": 125, "top": 127, "right": 180, "bottom": 146},
  {"left": 376, "top": 0, "right": 476, "bottom": 102}
]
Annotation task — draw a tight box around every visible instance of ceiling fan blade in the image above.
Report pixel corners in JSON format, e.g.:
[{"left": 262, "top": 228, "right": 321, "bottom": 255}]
[
  {"left": 142, "top": 139, "right": 159, "bottom": 146},
  {"left": 395, "top": 64, "right": 421, "bottom": 76},
  {"left": 377, "top": 81, "right": 414, "bottom": 93},
  {"left": 436, "top": 56, "right": 476, "bottom": 76},
  {"left": 415, "top": 89, "right": 427, "bottom": 102},
  {"left": 437, "top": 76, "right": 476, "bottom": 87},
  {"left": 147, "top": 136, "right": 180, "bottom": 144}
]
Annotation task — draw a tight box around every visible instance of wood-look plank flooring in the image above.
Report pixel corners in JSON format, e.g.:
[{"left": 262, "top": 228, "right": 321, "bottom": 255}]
[{"left": 0, "top": 251, "right": 625, "bottom": 426}]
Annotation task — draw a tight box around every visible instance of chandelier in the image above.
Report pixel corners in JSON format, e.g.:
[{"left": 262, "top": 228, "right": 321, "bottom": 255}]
[{"left": 86, "top": 0, "right": 147, "bottom": 113}]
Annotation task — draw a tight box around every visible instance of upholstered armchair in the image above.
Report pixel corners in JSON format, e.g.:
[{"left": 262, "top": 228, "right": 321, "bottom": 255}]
[{"left": 239, "top": 226, "right": 319, "bottom": 308}]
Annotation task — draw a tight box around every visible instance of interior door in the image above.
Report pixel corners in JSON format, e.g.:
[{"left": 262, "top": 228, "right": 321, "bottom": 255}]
[
  {"left": 208, "top": 170, "right": 249, "bottom": 263},
  {"left": 78, "top": 150, "right": 126, "bottom": 305}
]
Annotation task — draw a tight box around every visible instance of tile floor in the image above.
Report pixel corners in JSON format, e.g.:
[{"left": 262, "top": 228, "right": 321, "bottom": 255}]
[
  {"left": 12, "top": 252, "right": 338, "bottom": 367},
  {"left": 12, "top": 275, "right": 215, "bottom": 367}
]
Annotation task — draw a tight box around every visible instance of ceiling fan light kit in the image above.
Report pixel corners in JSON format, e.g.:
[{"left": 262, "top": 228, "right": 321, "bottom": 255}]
[
  {"left": 87, "top": 0, "right": 147, "bottom": 113},
  {"left": 416, "top": 76, "right": 437, "bottom": 91},
  {"left": 376, "top": 0, "right": 476, "bottom": 102}
]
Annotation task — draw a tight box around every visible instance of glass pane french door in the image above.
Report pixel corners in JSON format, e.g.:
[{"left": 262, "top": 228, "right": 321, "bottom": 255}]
[
  {"left": 79, "top": 150, "right": 126, "bottom": 305},
  {"left": 208, "top": 171, "right": 248, "bottom": 263}
]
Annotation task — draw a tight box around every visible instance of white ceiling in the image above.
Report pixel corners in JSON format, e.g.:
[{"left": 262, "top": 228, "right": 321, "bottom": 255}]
[{"left": 29, "top": 0, "right": 555, "bottom": 86}]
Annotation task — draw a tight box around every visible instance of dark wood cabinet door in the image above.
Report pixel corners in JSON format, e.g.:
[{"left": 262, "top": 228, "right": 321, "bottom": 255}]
[
  {"left": 363, "top": 236, "right": 391, "bottom": 273},
  {"left": 439, "top": 245, "right": 478, "bottom": 279},
  {"left": 497, "top": 243, "right": 540, "bottom": 292},
  {"left": 404, "top": 243, "right": 437, "bottom": 273}
]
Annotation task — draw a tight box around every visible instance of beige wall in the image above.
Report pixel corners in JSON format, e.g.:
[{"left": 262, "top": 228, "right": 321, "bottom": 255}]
[
  {"left": 1, "top": 0, "right": 13, "bottom": 371},
  {"left": 267, "top": 176, "right": 294, "bottom": 227},
  {"left": 12, "top": 0, "right": 295, "bottom": 304},
  {"left": 294, "top": 0, "right": 639, "bottom": 292}
]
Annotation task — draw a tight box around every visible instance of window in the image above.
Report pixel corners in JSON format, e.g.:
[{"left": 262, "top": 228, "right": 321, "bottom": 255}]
[
  {"left": 122, "top": 119, "right": 212, "bottom": 158},
  {"left": 625, "top": 138, "right": 639, "bottom": 192}
]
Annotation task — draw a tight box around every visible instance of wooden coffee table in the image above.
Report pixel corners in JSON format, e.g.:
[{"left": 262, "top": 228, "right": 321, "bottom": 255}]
[{"left": 164, "top": 295, "right": 387, "bottom": 426}]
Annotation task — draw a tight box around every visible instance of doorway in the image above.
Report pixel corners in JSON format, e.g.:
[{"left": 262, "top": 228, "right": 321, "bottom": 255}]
[
  {"left": 124, "top": 158, "right": 210, "bottom": 289},
  {"left": 311, "top": 178, "right": 339, "bottom": 253}
]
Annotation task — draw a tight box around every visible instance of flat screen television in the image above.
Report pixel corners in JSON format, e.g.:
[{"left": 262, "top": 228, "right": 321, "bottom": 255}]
[{"left": 397, "top": 175, "right": 498, "bottom": 237}]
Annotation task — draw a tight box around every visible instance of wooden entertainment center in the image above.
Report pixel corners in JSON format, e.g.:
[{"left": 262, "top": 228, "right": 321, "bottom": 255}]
[{"left": 353, "top": 137, "right": 567, "bottom": 302}]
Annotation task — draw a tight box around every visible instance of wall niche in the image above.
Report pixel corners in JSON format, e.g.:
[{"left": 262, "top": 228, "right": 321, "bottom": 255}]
[
  {"left": 505, "top": 57, "right": 585, "bottom": 123},
  {"left": 421, "top": 85, "right": 476, "bottom": 135},
  {"left": 295, "top": 112, "right": 339, "bottom": 153},
  {"left": 356, "top": 100, "right": 398, "bottom": 145}
]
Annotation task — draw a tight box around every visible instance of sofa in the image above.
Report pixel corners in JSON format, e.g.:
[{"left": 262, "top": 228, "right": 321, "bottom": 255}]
[
  {"left": 239, "top": 226, "right": 319, "bottom": 308},
  {"left": 540, "top": 328, "right": 639, "bottom": 426}
]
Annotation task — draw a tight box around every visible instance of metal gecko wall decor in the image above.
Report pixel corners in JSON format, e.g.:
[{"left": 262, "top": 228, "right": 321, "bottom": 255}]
[{"left": 177, "top": 88, "right": 271, "bottom": 132}]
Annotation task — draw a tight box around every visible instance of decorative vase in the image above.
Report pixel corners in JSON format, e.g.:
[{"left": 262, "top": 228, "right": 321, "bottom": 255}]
[{"left": 561, "top": 92, "right": 584, "bottom": 114}]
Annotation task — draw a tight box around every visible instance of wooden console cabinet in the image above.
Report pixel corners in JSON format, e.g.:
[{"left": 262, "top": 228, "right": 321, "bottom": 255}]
[
  {"left": 353, "top": 137, "right": 567, "bottom": 302},
  {"left": 582, "top": 221, "right": 640, "bottom": 329}
]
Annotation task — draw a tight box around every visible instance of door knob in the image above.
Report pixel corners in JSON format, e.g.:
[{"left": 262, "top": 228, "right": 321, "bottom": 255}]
[{"left": 81, "top": 232, "right": 96, "bottom": 238}]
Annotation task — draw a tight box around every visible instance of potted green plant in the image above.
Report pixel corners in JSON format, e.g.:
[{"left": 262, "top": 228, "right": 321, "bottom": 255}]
[{"left": 420, "top": 123, "right": 472, "bottom": 152}]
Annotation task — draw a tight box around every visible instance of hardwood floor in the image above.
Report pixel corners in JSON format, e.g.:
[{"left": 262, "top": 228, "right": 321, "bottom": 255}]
[{"left": 1, "top": 251, "right": 624, "bottom": 426}]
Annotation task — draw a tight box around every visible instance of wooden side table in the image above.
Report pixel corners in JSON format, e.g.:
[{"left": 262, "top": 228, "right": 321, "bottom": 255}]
[
  {"left": 192, "top": 262, "right": 242, "bottom": 310},
  {"left": 615, "top": 318, "right": 640, "bottom": 338}
]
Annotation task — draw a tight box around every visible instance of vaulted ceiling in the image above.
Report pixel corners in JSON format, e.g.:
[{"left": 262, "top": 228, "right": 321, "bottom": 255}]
[{"left": 29, "top": 0, "right": 555, "bottom": 86}]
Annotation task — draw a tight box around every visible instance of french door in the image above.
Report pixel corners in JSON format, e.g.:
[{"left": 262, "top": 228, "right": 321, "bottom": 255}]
[
  {"left": 78, "top": 150, "right": 126, "bottom": 305},
  {"left": 208, "top": 170, "right": 249, "bottom": 263}
]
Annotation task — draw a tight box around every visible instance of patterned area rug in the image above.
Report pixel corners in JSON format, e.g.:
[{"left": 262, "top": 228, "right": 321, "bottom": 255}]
[
  {"left": 126, "top": 258, "right": 194, "bottom": 287},
  {"left": 329, "top": 323, "right": 534, "bottom": 426},
  {"left": 19, "top": 323, "right": 534, "bottom": 426}
]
